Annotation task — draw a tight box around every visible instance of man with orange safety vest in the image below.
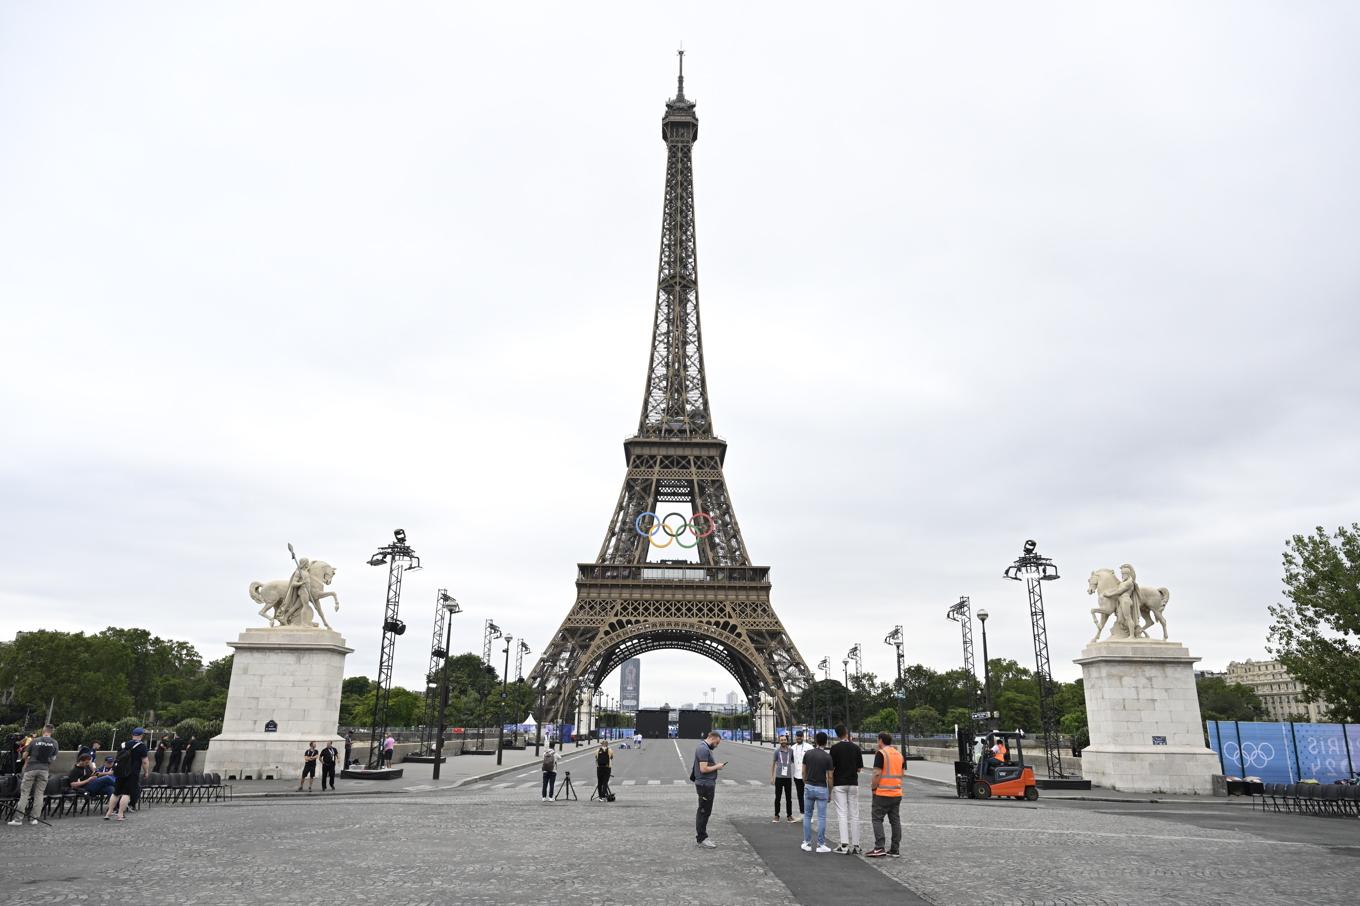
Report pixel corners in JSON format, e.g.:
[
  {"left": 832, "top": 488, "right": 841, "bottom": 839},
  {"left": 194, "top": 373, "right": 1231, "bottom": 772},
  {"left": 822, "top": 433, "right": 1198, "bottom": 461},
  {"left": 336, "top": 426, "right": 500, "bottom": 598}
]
[
  {"left": 864, "top": 732, "right": 904, "bottom": 858},
  {"left": 988, "top": 735, "right": 1008, "bottom": 775}
]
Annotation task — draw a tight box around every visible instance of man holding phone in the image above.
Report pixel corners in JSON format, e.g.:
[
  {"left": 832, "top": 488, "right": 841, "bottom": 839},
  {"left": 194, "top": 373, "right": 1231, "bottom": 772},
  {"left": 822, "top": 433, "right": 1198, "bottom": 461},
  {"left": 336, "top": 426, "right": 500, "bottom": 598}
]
[{"left": 692, "top": 730, "right": 726, "bottom": 848}]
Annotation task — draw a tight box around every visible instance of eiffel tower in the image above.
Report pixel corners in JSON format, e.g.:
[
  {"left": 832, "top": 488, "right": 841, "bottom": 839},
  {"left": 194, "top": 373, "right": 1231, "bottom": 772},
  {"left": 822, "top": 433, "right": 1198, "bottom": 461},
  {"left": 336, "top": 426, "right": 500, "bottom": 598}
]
[{"left": 529, "top": 54, "right": 812, "bottom": 731}]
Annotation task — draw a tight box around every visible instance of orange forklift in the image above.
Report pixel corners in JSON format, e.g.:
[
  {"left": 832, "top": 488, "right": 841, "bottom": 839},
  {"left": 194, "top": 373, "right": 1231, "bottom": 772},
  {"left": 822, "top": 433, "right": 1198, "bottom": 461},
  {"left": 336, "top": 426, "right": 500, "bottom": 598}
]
[{"left": 954, "top": 727, "right": 1039, "bottom": 801}]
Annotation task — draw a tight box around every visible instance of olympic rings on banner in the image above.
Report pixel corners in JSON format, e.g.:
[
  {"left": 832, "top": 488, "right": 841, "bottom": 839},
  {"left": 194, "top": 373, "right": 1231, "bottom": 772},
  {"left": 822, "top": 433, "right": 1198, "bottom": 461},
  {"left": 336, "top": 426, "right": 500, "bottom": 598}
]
[
  {"left": 634, "top": 511, "right": 716, "bottom": 548},
  {"left": 1220, "top": 741, "right": 1275, "bottom": 769}
]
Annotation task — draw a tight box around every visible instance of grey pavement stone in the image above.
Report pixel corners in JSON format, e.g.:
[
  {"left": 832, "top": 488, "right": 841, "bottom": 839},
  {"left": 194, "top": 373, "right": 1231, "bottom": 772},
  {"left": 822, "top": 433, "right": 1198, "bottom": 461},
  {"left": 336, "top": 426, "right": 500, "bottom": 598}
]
[{"left": 2, "top": 739, "right": 1352, "bottom": 906}]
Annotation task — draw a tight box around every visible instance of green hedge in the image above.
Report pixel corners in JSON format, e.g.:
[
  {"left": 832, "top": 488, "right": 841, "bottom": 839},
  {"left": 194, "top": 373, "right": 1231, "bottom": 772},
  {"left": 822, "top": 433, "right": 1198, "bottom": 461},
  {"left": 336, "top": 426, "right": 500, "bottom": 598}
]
[
  {"left": 53, "top": 721, "right": 86, "bottom": 750},
  {"left": 85, "top": 721, "right": 115, "bottom": 748}
]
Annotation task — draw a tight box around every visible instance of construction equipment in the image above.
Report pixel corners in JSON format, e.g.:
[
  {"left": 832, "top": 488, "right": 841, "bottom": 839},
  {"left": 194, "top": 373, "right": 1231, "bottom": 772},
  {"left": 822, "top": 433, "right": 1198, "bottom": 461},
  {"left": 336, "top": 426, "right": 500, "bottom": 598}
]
[{"left": 954, "top": 726, "right": 1039, "bottom": 802}]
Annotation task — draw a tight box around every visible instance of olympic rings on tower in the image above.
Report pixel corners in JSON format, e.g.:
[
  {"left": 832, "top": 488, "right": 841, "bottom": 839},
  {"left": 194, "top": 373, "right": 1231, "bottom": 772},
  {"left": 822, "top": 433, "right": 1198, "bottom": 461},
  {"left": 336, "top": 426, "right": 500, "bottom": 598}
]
[{"left": 634, "top": 511, "right": 716, "bottom": 549}]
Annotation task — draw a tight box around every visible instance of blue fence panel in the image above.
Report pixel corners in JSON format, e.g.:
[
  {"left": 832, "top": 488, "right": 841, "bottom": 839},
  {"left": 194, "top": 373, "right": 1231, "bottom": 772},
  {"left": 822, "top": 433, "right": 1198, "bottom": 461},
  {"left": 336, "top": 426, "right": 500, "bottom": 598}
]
[
  {"left": 1206, "top": 721, "right": 1357, "bottom": 783},
  {"left": 1292, "top": 723, "right": 1351, "bottom": 782}
]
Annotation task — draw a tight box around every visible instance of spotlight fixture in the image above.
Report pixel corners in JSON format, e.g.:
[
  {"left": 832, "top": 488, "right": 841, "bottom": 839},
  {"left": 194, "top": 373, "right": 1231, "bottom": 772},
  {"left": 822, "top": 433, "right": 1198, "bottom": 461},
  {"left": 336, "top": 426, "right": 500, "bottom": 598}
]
[
  {"left": 1023, "top": 539, "right": 1037, "bottom": 555},
  {"left": 383, "top": 618, "right": 407, "bottom": 636},
  {"left": 368, "top": 555, "right": 387, "bottom": 567},
  {"left": 394, "top": 528, "right": 407, "bottom": 544}
]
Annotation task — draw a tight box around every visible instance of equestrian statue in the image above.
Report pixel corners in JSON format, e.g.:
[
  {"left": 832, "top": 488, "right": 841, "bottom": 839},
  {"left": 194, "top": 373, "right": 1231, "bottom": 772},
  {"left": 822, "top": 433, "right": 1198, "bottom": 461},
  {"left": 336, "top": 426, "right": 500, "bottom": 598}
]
[
  {"left": 250, "top": 543, "right": 340, "bottom": 629},
  {"left": 1087, "top": 563, "right": 1169, "bottom": 641}
]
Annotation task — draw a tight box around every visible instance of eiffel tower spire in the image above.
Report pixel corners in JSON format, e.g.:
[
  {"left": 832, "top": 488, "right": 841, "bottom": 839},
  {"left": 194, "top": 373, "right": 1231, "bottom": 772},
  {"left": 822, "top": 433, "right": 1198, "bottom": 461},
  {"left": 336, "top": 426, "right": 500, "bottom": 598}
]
[
  {"left": 528, "top": 60, "right": 812, "bottom": 732},
  {"left": 639, "top": 47, "right": 708, "bottom": 439}
]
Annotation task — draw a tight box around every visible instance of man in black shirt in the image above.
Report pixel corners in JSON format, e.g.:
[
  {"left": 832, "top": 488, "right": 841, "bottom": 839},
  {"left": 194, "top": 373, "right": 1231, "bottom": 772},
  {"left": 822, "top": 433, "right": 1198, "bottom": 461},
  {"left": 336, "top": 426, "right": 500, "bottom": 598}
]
[
  {"left": 319, "top": 740, "right": 339, "bottom": 790},
  {"left": 298, "top": 743, "right": 319, "bottom": 792},
  {"left": 829, "top": 724, "right": 864, "bottom": 854},
  {"left": 799, "top": 731, "right": 835, "bottom": 853},
  {"left": 105, "top": 727, "right": 149, "bottom": 822}
]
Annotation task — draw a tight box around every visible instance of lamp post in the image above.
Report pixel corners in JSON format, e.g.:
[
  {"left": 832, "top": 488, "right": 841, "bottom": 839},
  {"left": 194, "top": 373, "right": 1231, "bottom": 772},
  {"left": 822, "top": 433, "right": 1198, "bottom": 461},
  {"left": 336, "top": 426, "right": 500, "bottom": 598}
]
[
  {"left": 431, "top": 593, "right": 461, "bottom": 780},
  {"left": 977, "top": 608, "right": 996, "bottom": 731},
  {"left": 496, "top": 635, "right": 513, "bottom": 765}
]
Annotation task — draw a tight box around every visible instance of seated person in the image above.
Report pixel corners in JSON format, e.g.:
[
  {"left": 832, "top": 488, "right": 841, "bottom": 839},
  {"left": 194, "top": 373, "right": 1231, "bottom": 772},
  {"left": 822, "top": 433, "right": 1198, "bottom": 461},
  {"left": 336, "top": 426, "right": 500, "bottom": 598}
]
[
  {"left": 981, "top": 736, "right": 1009, "bottom": 777},
  {"left": 69, "top": 753, "right": 116, "bottom": 798},
  {"left": 95, "top": 755, "right": 116, "bottom": 777}
]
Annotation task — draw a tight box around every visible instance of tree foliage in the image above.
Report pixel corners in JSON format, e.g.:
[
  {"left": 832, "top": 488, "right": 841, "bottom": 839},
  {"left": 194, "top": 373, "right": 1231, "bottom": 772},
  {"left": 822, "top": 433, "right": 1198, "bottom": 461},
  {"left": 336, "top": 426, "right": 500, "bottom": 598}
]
[
  {"left": 1195, "top": 676, "right": 1265, "bottom": 722},
  {"left": 0, "top": 628, "right": 232, "bottom": 728},
  {"left": 1268, "top": 523, "right": 1360, "bottom": 721}
]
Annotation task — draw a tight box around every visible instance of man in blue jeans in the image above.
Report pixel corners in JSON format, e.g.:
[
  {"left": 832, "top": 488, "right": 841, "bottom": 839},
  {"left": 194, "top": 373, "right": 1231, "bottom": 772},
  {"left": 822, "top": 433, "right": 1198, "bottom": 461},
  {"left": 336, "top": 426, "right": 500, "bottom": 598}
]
[
  {"left": 692, "top": 731, "right": 727, "bottom": 847},
  {"left": 799, "top": 731, "right": 834, "bottom": 853}
]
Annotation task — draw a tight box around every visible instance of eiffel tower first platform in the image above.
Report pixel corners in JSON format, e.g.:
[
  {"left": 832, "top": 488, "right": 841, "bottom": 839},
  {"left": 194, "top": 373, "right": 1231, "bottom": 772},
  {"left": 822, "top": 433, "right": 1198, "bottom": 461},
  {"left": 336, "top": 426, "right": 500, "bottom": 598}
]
[{"left": 529, "top": 56, "right": 812, "bottom": 731}]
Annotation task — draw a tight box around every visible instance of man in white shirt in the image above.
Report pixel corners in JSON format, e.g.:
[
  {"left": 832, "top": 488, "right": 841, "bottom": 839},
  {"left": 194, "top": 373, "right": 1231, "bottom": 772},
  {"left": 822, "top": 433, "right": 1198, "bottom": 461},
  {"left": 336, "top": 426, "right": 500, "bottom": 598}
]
[{"left": 789, "top": 729, "right": 813, "bottom": 818}]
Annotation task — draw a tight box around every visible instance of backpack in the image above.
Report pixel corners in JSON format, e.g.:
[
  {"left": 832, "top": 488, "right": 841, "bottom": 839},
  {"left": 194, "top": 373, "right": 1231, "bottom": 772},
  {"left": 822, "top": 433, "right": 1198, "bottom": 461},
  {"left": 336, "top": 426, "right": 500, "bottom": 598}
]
[
  {"left": 114, "top": 741, "right": 139, "bottom": 779},
  {"left": 542, "top": 751, "right": 556, "bottom": 771}
]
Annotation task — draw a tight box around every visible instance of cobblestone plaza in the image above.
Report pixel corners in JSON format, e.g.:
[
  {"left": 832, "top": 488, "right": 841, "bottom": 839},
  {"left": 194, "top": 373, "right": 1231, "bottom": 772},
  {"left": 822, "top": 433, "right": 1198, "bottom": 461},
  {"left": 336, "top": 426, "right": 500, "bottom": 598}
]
[{"left": 5, "top": 742, "right": 1354, "bottom": 905}]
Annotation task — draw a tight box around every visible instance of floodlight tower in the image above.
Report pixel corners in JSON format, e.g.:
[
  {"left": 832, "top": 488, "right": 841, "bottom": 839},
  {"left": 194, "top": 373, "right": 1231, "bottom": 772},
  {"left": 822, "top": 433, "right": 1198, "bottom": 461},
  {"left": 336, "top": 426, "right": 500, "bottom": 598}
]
[
  {"left": 1004, "top": 539, "right": 1065, "bottom": 779},
  {"left": 883, "top": 625, "right": 906, "bottom": 757},
  {"left": 431, "top": 592, "right": 462, "bottom": 780},
  {"left": 419, "top": 589, "right": 460, "bottom": 756},
  {"left": 515, "top": 639, "right": 530, "bottom": 681},
  {"left": 945, "top": 596, "right": 980, "bottom": 719},
  {"left": 365, "top": 528, "right": 420, "bottom": 770}
]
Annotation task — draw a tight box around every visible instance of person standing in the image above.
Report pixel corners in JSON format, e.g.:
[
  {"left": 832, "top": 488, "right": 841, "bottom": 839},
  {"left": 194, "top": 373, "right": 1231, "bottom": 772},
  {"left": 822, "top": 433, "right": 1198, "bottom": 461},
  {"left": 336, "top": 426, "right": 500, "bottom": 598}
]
[
  {"left": 180, "top": 736, "right": 197, "bottom": 772},
  {"left": 829, "top": 724, "right": 865, "bottom": 854},
  {"left": 691, "top": 730, "right": 726, "bottom": 848},
  {"left": 152, "top": 737, "right": 167, "bottom": 773},
  {"left": 298, "top": 742, "right": 319, "bottom": 792},
  {"left": 166, "top": 735, "right": 183, "bottom": 774},
  {"left": 104, "top": 727, "right": 149, "bottom": 822},
  {"left": 541, "top": 745, "right": 559, "bottom": 802},
  {"left": 770, "top": 734, "right": 795, "bottom": 823},
  {"left": 344, "top": 731, "right": 353, "bottom": 768},
  {"left": 319, "top": 740, "right": 338, "bottom": 790},
  {"left": 10, "top": 724, "right": 58, "bottom": 826},
  {"left": 594, "top": 742, "right": 614, "bottom": 800},
  {"left": 865, "top": 732, "right": 904, "bottom": 858},
  {"left": 382, "top": 734, "right": 395, "bottom": 767},
  {"left": 790, "top": 729, "right": 812, "bottom": 818},
  {"left": 799, "top": 731, "right": 833, "bottom": 853}
]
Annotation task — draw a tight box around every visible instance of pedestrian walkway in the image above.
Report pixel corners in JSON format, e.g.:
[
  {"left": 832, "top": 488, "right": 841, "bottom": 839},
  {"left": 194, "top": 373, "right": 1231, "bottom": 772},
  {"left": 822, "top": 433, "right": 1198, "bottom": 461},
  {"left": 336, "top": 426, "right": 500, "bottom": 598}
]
[{"left": 228, "top": 743, "right": 595, "bottom": 798}]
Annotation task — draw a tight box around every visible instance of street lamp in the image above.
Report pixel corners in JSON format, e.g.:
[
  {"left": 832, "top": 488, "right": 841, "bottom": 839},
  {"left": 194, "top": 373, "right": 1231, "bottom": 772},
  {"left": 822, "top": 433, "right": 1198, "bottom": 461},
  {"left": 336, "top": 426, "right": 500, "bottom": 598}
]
[
  {"left": 432, "top": 593, "right": 461, "bottom": 781},
  {"left": 817, "top": 656, "right": 831, "bottom": 731},
  {"left": 496, "top": 634, "right": 514, "bottom": 765},
  {"left": 977, "top": 608, "right": 996, "bottom": 729}
]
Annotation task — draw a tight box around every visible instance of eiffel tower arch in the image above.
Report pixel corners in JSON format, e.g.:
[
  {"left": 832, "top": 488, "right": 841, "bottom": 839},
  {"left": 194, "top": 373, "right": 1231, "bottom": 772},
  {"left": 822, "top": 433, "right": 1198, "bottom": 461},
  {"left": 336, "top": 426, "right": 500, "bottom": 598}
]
[{"left": 529, "top": 55, "right": 812, "bottom": 731}]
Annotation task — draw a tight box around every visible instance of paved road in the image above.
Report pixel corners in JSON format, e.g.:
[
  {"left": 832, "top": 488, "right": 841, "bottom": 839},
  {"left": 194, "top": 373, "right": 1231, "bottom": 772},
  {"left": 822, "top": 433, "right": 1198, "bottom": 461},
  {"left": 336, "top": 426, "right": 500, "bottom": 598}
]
[{"left": 4, "top": 739, "right": 1355, "bottom": 906}]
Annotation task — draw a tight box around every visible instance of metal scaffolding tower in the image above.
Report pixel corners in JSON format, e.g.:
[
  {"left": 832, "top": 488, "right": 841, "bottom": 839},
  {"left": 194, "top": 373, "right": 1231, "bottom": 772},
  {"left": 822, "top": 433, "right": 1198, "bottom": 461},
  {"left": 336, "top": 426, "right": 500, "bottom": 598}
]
[
  {"left": 365, "top": 529, "right": 420, "bottom": 769},
  {"left": 1004, "top": 540, "right": 1065, "bottom": 779}
]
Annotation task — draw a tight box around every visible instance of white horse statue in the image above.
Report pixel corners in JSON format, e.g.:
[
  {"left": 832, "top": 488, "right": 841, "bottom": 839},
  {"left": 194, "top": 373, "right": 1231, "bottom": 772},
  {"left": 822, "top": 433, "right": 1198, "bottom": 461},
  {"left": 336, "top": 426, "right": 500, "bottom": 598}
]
[
  {"left": 1087, "top": 566, "right": 1170, "bottom": 641},
  {"left": 250, "top": 559, "right": 340, "bottom": 629}
]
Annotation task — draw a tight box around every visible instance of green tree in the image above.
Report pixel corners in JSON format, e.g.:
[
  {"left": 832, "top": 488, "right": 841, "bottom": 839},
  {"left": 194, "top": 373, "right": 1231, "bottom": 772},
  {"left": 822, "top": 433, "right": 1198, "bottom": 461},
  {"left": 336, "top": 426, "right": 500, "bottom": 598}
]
[
  {"left": 1268, "top": 523, "right": 1360, "bottom": 721},
  {"left": 862, "top": 707, "right": 901, "bottom": 734},
  {"left": 1196, "top": 676, "right": 1265, "bottom": 722},
  {"left": 0, "top": 631, "right": 134, "bottom": 724},
  {"left": 905, "top": 705, "right": 943, "bottom": 736}
]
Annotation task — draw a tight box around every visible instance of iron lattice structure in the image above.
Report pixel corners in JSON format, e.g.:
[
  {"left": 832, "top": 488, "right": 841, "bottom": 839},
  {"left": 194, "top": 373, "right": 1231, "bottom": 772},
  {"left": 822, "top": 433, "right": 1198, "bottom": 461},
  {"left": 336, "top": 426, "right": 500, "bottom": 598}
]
[
  {"left": 417, "top": 589, "right": 455, "bottom": 755},
  {"left": 1004, "top": 543, "right": 1065, "bottom": 779},
  {"left": 946, "top": 596, "right": 979, "bottom": 711},
  {"left": 366, "top": 532, "right": 419, "bottom": 769},
  {"left": 529, "top": 56, "right": 812, "bottom": 729}
]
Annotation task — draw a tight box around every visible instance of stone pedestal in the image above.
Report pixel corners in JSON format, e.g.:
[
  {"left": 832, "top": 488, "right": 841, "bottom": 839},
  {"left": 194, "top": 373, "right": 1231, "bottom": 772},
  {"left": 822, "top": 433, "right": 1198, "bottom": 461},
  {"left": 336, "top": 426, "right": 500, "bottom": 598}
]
[
  {"left": 204, "top": 627, "right": 352, "bottom": 781},
  {"left": 1075, "top": 640, "right": 1220, "bottom": 794}
]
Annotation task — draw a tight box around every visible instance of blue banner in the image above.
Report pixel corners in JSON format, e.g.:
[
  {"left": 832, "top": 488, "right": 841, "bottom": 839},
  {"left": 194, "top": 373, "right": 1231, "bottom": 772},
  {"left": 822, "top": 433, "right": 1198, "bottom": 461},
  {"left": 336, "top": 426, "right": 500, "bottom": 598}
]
[{"left": 1207, "top": 721, "right": 1358, "bottom": 783}]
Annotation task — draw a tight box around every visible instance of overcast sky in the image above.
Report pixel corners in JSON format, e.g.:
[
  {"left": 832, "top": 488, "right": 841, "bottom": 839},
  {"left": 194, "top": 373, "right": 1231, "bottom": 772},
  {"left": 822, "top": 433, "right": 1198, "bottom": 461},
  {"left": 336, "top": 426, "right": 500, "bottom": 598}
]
[{"left": 2, "top": 3, "right": 1358, "bottom": 713}]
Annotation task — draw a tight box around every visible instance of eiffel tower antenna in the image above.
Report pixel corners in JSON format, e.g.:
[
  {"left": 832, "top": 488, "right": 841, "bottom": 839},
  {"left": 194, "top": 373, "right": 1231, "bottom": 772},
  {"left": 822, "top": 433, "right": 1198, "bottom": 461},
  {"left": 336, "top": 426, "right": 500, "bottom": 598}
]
[{"left": 530, "top": 59, "right": 812, "bottom": 734}]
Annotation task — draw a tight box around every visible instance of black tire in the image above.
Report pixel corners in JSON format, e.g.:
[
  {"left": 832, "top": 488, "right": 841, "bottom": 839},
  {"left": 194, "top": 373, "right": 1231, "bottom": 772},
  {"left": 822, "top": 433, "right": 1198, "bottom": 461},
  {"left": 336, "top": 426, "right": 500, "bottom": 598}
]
[
  {"left": 973, "top": 781, "right": 991, "bottom": 800},
  {"left": 1024, "top": 786, "right": 1039, "bottom": 801}
]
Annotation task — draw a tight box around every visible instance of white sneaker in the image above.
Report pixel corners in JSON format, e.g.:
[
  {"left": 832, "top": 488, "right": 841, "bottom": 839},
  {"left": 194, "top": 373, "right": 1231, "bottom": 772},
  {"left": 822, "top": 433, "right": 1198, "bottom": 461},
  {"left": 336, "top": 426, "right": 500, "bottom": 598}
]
[
  {"left": 800, "top": 841, "right": 812, "bottom": 852},
  {"left": 816, "top": 844, "right": 832, "bottom": 853},
  {"left": 834, "top": 843, "right": 851, "bottom": 855},
  {"left": 699, "top": 838, "right": 717, "bottom": 848},
  {"left": 7, "top": 819, "right": 22, "bottom": 827}
]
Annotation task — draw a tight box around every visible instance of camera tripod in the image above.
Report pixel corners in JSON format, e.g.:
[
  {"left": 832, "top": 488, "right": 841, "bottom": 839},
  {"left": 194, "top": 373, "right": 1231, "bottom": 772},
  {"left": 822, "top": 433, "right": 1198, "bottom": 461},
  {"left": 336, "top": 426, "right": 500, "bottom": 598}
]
[{"left": 554, "top": 770, "right": 577, "bottom": 802}]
